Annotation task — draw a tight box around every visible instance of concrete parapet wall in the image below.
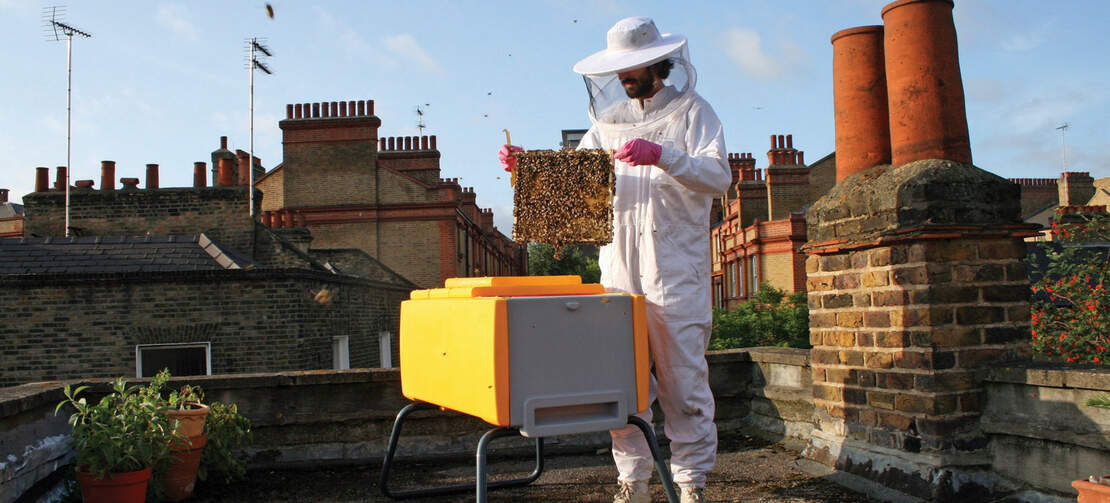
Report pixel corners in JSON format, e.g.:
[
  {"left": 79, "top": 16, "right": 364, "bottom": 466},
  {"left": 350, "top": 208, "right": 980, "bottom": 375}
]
[
  {"left": 982, "top": 364, "right": 1110, "bottom": 496},
  {"left": 4, "top": 353, "right": 1106, "bottom": 502}
]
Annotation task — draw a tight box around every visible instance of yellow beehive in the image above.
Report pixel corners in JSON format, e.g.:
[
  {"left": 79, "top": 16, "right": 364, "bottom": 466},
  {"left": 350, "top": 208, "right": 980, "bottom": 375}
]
[{"left": 400, "top": 276, "right": 649, "bottom": 435}]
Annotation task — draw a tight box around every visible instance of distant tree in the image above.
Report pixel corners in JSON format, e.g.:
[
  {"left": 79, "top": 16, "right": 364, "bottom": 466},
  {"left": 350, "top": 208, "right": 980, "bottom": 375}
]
[
  {"left": 527, "top": 243, "right": 600, "bottom": 283},
  {"left": 710, "top": 284, "right": 810, "bottom": 350}
]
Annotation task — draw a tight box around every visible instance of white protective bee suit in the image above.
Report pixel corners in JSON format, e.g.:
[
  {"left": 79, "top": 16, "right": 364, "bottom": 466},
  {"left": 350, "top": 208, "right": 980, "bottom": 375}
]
[{"left": 573, "top": 17, "right": 731, "bottom": 488}]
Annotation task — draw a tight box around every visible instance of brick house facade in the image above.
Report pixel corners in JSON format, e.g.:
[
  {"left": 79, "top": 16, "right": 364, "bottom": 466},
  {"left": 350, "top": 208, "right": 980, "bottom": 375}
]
[
  {"left": 710, "top": 135, "right": 835, "bottom": 309},
  {"left": 255, "top": 100, "right": 526, "bottom": 289}
]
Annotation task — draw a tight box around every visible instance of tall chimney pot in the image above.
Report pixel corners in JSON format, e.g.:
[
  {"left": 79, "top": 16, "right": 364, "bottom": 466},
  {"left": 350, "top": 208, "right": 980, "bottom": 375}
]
[
  {"left": 0, "top": 189, "right": 9, "bottom": 203},
  {"left": 146, "top": 164, "right": 159, "bottom": 189},
  {"left": 54, "top": 166, "right": 67, "bottom": 191},
  {"left": 193, "top": 162, "right": 207, "bottom": 187},
  {"left": 217, "top": 158, "right": 235, "bottom": 186},
  {"left": 35, "top": 167, "right": 49, "bottom": 192},
  {"left": 100, "top": 161, "right": 117, "bottom": 191},
  {"left": 882, "top": 0, "right": 971, "bottom": 165},
  {"left": 832, "top": 25, "right": 892, "bottom": 181}
]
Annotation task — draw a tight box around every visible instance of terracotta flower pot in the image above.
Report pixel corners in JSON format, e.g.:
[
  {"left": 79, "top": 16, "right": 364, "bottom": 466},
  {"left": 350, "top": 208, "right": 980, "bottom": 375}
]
[
  {"left": 164, "top": 434, "right": 208, "bottom": 502},
  {"left": 166, "top": 403, "right": 210, "bottom": 438},
  {"left": 1075, "top": 478, "right": 1110, "bottom": 503},
  {"left": 76, "top": 467, "right": 152, "bottom": 503}
]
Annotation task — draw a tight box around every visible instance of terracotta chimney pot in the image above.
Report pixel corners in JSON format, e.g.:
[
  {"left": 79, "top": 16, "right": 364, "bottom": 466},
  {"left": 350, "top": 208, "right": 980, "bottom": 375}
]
[
  {"left": 832, "top": 25, "right": 891, "bottom": 182},
  {"left": 35, "top": 167, "right": 49, "bottom": 192},
  {"left": 101, "top": 161, "right": 117, "bottom": 191},
  {"left": 217, "top": 158, "right": 235, "bottom": 186},
  {"left": 882, "top": 0, "right": 972, "bottom": 165},
  {"left": 146, "top": 164, "right": 159, "bottom": 189},
  {"left": 193, "top": 162, "right": 207, "bottom": 187}
]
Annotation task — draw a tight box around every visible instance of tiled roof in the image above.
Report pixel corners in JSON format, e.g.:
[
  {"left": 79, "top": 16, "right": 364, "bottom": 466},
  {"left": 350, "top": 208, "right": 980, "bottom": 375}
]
[{"left": 0, "top": 234, "right": 255, "bottom": 275}]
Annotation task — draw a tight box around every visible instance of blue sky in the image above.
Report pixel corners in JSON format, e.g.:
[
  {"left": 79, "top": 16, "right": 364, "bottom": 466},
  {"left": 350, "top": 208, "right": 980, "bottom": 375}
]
[{"left": 2, "top": 1, "right": 1108, "bottom": 233}]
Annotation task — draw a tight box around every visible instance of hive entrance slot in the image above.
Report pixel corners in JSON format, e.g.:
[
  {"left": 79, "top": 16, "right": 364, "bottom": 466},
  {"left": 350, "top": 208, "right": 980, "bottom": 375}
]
[{"left": 533, "top": 402, "right": 619, "bottom": 427}]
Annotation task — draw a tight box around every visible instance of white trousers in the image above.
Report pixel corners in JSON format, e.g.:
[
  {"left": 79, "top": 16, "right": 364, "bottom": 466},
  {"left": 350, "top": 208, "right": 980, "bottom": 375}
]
[{"left": 610, "top": 306, "right": 717, "bottom": 487}]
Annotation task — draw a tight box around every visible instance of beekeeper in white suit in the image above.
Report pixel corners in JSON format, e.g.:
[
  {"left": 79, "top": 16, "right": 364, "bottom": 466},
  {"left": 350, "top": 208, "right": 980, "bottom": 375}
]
[{"left": 499, "top": 16, "right": 730, "bottom": 503}]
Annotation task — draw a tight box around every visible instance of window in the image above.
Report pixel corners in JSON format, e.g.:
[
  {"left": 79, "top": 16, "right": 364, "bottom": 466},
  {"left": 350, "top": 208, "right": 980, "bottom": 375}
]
[
  {"left": 135, "top": 343, "right": 210, "bottom": 378},
  {"left": 332, "top": 336, "right": 350, "bottom": 370},
  {"left": 738, "top": 260, "right": 746, "bottom": 297},
  {"left": 379, "top": 331, "right": 393, "bottom": 368},
  {"left": 750, "top": 255, "right": 760, "bottom": 294},
  {"left": 724, "top": 259, "right": 734, "bottom": 298}
]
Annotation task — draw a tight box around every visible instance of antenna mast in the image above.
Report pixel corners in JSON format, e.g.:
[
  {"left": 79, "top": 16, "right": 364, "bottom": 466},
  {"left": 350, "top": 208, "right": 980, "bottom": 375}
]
[
  {"left": 43, "top": 5, "right": 91, "bottom": 238},
  {"left": 1056, "top": 122, "right": 1070, "bottom": 172},
  {"left": 416, "top": 104, "right": 429, "bottom": 136},
  {"left": 245, "top": 37, "right": 272, "bottom": 218}
]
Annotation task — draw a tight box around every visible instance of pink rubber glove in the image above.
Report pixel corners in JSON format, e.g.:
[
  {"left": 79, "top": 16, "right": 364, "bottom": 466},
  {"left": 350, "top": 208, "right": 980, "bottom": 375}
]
[
  {"left": 499, "top": 144, "right": 523, "bottom": 172},
  {"left": 613, "top": 138, "right": 662, "bottom": 166}
]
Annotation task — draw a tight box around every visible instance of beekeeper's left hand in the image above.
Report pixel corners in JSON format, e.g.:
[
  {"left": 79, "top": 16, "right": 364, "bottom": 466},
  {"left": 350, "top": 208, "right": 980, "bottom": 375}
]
[{"left": 613, "top": 138, "right": 662, "bottom": 166}]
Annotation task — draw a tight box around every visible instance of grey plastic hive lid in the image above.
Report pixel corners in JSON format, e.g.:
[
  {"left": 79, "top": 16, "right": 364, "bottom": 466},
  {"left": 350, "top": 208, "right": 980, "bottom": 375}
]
[{"left": 505, "top": 294, "right": 639, "bottom": 437}]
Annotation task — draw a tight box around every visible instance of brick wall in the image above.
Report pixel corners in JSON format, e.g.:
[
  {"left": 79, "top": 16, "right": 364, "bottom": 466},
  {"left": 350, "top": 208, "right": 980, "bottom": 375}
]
[
  {"left": 281, "top": 139, "right": 378, "bottom": 208},
  {"left": 377, "top": 220, "right": 442, "bottom": 288},
  {"left": 766, "top": 166, "right": 810, "bottom": 221},
  {"left": 256, "top": 167, "right": 284, "bottom": 212},
  {"left": 22, "top": 187, "right": 259, "bottom": 253},
  {"left": 378, "top": 169, "right": 435, "bottom": 204},
  {"left": 0, "top": 270, "right": 410, "bottom": 388}
]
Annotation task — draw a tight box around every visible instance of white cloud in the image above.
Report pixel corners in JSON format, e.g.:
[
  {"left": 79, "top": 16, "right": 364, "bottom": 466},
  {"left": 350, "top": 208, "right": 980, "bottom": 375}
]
[
  {"left": 720, "top": 28, "right": 804, "bottom": 81},
  {"left": 1000, "top": 32, "right": 1044, "bottom": 52},
  {"left": 385, "top": 34, "right": 444, "bottom": 75},
  {"left": 156, "top": 3, "right": 198, "bottom": 42}
]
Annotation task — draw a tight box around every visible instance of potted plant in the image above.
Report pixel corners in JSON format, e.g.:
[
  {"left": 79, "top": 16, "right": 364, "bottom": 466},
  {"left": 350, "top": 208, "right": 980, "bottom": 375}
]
[
  {"left": 145, "top": 369, "right": 252, "bottom": 500},
  {"left": 56, "top": 378, "right": 182, "bottom": 503},
  {"left": 1072, "top": 395, "right": 1110, "bottom": 502},
  {"left": 143, "top": 370, "right": 210, "bottom": 502}
]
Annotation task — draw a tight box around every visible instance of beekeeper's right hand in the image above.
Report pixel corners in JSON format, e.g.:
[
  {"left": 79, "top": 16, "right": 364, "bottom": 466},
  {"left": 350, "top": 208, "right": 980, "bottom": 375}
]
[{"left": 499, "top": 144, "right": 523, "bottom": 172}]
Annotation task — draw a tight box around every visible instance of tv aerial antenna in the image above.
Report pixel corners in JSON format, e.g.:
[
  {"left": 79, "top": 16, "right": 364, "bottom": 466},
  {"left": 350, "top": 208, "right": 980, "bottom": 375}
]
[
  {"left": 43, "top": 5, "right": 91, "bottom": 238},
  {"left": 1056, "top": 122, "right": 1070, "bottom": 172},
  {"left": 416, "top": 104, "right": 430, "bottom": 136},
  {"left": 244, "top": 37, "right": 272, "bottom": 218}
]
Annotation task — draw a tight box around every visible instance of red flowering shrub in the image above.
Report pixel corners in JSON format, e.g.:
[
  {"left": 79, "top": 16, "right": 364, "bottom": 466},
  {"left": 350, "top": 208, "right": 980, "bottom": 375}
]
[{"left": 1030, "top": 214, "right": 1110, "bottom": 364}]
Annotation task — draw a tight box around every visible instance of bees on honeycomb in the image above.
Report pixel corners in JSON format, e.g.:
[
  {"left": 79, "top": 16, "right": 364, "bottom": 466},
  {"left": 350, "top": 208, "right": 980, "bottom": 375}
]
[{"left": 512, "top": 149, "right": 614, "bottom": 258}]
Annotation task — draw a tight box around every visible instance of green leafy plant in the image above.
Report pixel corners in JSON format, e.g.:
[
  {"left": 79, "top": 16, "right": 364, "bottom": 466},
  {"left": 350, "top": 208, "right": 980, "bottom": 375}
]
[
  {"left": 1087, "top": 395, "right": 1110, "bottom": 409},
  {"left": 710, "top": 284, "right": 810, "bottom": 350},
  {"left": 142, "top": 369, "right": 252, "bottom": 484},
  {"left": 1030, "top": 213, "right": 1110, "bottom": 364},
  {"left": 528, "top": 242, "right": 600, "bottom": 283},
  {"left": 55, "top": 378, "right": 184, "bottom": 479},
  {"left": 198, "top": 401, "right": 253, "bottom": 483}
]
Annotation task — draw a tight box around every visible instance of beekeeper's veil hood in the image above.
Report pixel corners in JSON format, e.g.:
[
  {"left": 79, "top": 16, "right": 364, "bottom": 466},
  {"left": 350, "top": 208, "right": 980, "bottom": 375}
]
[{"left": 573, "top": 17, "right": 696, "bottom": 133}]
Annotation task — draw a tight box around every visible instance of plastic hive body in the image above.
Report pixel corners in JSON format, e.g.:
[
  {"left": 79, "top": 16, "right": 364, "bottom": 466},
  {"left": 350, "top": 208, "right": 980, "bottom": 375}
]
[{"left": 400, "top": 276, "right": 649, "bottom": 437}]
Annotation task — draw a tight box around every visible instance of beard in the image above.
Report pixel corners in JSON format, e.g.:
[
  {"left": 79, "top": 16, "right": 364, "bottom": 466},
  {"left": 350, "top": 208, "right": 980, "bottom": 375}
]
[{"left": 622, "top": 70, "right": 656, "bottom": 99}]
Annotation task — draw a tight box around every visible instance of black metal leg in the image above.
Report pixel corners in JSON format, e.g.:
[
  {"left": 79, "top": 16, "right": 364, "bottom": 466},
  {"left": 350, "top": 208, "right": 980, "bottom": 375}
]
[
  {"left": 380, "top": 401, "right": 545, "bottom": 500},
  {"left": 628, "top": 416, "right": 679, "bottom": 503}
]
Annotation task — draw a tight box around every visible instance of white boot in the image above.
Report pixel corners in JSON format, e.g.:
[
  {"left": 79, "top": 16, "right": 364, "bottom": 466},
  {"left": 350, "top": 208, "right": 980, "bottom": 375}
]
[
  {"left": 613, "top": 480, "right": 651, "bottom": 503},
  {"left": 680, "top": 485, "right": 705, "bottom": 503}
]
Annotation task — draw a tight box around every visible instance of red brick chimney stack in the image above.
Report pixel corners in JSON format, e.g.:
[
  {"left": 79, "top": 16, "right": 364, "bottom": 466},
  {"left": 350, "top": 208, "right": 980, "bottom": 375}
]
[
  {"left": 100, "top": 161, "right": 116, "bottom": 191},
  {"left": 35, "top": 168, "right": 49, "bottom": 192},
  {"left": 193, "top": 162, "right": 207, "bottom": 187},
  {"left": 146, "top": 164, "right": 159, "bottom": 189},
  {"left": 882, "top": 0, "right": 971, "bottom": 165}
]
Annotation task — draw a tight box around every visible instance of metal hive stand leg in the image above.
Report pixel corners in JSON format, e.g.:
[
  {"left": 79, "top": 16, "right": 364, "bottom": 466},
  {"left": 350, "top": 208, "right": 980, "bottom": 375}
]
[
  {"left": 380, "top": 401, "right": 545, "bottom": 500},
  {"left": 628, "top": 416, "right": 679, "bottom": 503}
]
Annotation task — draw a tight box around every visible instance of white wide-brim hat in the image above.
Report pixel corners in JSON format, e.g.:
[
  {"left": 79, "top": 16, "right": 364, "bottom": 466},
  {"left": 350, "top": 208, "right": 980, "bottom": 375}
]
[{"left": 573, "top": 17, "right": 687, "bottom": 76}]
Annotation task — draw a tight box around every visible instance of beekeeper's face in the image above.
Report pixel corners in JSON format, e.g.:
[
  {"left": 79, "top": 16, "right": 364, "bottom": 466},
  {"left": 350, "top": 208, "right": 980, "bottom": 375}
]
[{"left": 617, "top": 66, "right": 656, "bottom": 99}]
